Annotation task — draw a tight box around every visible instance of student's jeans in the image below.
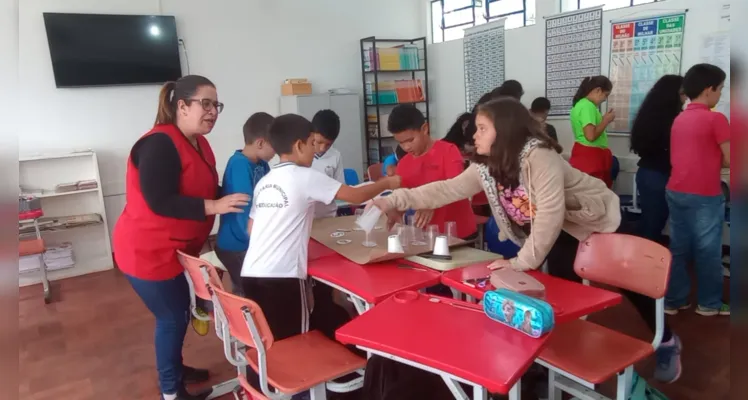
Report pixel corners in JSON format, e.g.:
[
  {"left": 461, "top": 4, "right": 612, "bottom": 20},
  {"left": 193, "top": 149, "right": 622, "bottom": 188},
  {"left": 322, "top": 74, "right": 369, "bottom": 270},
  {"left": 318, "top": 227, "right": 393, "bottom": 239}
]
[
  {"left": 665, "top": 190, "right": 725, "bottom": 309},
  {"left": 636, "top": 167, "right": 670, "bottom": 243},
  {"left": 126, "top": 273, "right": 190, "bottom": 395},
  {"left": 215, "top": 247, "right": 246, "bottom": 296}
]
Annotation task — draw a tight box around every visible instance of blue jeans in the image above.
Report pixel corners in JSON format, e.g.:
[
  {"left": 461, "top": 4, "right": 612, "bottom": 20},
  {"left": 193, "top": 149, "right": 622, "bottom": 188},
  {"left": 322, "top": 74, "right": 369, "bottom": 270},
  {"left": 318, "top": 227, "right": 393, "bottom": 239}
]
[
  {"left": 126, "top": 273, "right": 190, "bottom": 394},
  {"left": 665, "top": 190, "right": 725, "bottom": 309},
  {"left": 636, "top": 168, "right": 669, "bottom": 243}
]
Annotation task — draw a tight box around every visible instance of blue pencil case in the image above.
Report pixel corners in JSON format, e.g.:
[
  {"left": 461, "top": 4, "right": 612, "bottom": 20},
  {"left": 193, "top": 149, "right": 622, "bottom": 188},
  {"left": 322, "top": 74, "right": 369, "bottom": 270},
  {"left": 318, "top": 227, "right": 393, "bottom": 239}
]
[{"left": 483, "top": 288, "right": 554, "bottom": 338}]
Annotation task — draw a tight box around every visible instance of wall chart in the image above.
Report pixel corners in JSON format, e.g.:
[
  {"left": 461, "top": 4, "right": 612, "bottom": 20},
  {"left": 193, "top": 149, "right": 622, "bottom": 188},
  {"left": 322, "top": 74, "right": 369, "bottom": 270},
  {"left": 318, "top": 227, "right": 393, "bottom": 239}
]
[
  {"left": 463, "top": 18, "right": 505, "bottom": 111},
  {"left": 545, "top": 6, "right": 603, "bottom": 116},
  {"left": 607, "top": 13, "right": 686, "bottom": 133}
]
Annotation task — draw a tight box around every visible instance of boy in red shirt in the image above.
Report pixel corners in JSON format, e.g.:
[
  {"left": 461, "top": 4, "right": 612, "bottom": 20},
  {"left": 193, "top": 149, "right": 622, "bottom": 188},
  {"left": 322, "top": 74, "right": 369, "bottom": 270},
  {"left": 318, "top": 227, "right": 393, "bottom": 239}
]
[
  {"left": 666, "top": 63, "right": 731, "bottom": 317},
  {"left": 388, "top": 105, "right": 477, "bottom": 240}
]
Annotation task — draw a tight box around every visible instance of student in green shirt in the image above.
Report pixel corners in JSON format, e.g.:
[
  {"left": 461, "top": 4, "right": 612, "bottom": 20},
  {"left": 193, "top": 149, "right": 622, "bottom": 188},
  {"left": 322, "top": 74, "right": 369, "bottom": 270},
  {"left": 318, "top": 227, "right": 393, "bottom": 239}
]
[{"left": 569, "top": 75, "right": 616, "bottom": 187}]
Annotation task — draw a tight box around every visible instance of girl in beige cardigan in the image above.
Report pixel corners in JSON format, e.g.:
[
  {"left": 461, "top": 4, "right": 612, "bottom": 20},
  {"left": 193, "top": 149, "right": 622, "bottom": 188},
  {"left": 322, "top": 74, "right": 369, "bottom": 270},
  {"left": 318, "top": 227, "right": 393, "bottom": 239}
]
[{"left": 371, "top": 97, "right": 681, "bottom": 383}]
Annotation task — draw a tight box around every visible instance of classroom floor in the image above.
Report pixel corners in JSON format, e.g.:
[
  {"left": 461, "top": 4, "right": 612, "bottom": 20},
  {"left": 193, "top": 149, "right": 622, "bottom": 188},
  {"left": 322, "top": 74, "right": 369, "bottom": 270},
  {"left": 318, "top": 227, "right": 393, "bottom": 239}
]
[{"left": 19, "top": 269, "right": 730, "bottom": 400}]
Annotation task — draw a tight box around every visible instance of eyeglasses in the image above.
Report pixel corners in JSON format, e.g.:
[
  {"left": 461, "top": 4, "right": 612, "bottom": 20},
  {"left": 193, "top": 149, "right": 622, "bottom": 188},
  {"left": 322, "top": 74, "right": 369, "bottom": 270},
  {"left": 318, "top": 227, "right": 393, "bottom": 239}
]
[{"left": 186, "top": 98, "right": 224, "bottom": 114}]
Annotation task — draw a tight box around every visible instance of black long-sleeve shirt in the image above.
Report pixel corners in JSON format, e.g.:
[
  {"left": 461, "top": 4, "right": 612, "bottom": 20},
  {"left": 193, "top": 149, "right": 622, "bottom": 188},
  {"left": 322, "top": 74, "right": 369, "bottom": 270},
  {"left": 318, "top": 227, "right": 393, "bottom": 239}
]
[
  {"left": 634, "top": 129, "right": 671, "bottom": 175},
  {"left": 130, "top": 133, "right": 208, "bottom": 221}
]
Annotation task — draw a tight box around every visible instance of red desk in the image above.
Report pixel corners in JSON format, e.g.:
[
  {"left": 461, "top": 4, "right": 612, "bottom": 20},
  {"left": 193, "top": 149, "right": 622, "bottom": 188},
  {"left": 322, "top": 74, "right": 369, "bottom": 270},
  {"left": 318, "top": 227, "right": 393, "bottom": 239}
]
[
  {"left": 441, "top": 262, "right": 622, "bottom": 323},
  {"left": 308, "top": 251, "right": 441, "bottom": 314},
  {"left": 309, "top": 239, "right": 337, "bottom": 261},
  {"left": 336, "top": 291, "right": 548, "bottom": 399}
]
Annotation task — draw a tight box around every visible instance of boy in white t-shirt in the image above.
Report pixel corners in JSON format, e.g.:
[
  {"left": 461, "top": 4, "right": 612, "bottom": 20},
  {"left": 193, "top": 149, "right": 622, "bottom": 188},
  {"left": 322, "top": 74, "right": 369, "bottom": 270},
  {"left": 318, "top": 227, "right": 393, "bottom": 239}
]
[
  {"left": 240, "top": 113, "right": 399, "bottom": 343},
  {"left": 310, "top": 109, "right": 345, "bottom": 218}
]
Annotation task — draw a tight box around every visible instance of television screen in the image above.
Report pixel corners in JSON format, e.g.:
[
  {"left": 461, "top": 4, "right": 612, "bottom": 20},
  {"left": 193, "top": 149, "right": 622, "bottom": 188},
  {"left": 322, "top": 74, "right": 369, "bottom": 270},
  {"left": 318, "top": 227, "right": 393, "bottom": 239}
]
[{"left": 43, "top": 13, "right": 182, "bottom": 88}]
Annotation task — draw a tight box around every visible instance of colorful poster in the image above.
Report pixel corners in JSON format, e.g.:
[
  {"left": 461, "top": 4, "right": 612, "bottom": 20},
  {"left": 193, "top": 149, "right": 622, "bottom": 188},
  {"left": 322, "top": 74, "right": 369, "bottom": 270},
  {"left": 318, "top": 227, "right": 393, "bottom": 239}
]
[
  {"left": 464, "top": 18, "right": 506, "bottom": 111},
  {"left": 607, "top": 14, "right": 685, "bottom": 133},
  {"left": 545, "top": 7, "right": 603, "bottom": 116}
]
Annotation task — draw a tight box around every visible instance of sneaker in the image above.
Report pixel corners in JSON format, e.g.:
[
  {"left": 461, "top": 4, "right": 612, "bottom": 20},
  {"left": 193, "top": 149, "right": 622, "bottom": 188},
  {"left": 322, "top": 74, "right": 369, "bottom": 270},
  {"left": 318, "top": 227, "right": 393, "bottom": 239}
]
[
  {"left": 664, "top": 304, "right": 691, "bottom": 316},
  {"left": 183, "top": 365, "right": 210, "bottom": 384},
  {"left": 654, "top": 334, "right": 682, "bottom": 383},
  {"left": 191, "top": 308, "right": 210, "bottom": 336},
  {"left": 695, "top": 304, "right": 730, "bottom": 316}
]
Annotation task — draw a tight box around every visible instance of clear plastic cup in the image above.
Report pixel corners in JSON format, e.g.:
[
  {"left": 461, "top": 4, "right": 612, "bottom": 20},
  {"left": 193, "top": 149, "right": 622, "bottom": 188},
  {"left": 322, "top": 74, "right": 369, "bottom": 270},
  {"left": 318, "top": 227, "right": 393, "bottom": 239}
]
[
  {"left": 355, "top": 206, "right": 382, "bottom": 234},
  {"left": 427, "top": 225, "right": 439, "bottom": 249},
  {"left": 445, "top": 221, "right": 457, "bottom": 240}
]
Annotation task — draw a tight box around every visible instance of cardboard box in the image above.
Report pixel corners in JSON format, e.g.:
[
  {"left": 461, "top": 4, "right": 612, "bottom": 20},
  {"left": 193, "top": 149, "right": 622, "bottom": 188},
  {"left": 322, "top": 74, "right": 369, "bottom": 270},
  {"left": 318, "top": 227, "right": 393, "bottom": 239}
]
[{"left": 281, "top": 79, "right": 312, "bottom": 95}]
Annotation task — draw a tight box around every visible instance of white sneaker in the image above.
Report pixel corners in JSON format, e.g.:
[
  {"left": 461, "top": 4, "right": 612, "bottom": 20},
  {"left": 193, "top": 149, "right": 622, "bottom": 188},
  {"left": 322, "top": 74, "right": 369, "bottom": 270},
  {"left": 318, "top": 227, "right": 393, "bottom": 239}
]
[{"left": 664, "top": 303, "right": 691, "bottom": 316}]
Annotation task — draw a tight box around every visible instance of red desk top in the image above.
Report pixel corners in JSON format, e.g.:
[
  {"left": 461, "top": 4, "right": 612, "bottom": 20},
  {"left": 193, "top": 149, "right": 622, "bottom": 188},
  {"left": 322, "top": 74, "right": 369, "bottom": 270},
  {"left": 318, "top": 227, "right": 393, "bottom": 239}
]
[
  {"left": 308, "top": 252, "right": 441, "bottom": 305},
  {"left": 441, "top": 262, "right": 622, "bottom": 323},
  {"left": 336, "top": 291, "right": 548, "bottom": 394},
  {"left": 309, "top": 239, "right": 337, "bottom": 261}
]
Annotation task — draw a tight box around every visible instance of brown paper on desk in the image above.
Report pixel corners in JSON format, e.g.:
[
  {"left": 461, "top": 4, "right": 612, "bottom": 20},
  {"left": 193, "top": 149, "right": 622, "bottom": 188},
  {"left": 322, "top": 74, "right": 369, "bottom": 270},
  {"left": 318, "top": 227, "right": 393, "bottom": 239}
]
[{"left": 310, "top": 215, "right": 465, "bottom": 265}]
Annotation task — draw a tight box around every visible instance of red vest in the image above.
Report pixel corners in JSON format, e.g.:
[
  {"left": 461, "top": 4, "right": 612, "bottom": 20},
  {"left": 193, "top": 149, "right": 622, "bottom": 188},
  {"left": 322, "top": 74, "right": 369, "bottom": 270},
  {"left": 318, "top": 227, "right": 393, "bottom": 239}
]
[{"left": 113, "top": 124, "right": 218, "bottom": 280}]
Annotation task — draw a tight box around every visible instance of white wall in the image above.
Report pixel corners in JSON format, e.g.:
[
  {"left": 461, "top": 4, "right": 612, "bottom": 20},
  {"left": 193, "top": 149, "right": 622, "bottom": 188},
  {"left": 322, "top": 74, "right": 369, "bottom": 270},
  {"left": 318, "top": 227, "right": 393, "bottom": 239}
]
[
  {"left": 17, "top": 0, "right": 426, "bottom": 234},
  {"left": 426, "top": 0, "right": 729, "bottom": 193}
]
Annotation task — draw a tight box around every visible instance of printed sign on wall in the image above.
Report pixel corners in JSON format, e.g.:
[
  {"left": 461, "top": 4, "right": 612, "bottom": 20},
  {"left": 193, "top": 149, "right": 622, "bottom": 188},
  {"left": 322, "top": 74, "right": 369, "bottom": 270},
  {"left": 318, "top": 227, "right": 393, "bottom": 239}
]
[
  {"left": 607, "top": 14, "right": 686, "bottom": 133},
  {"left": 464, "top": 19, "right": 506, "bottom": 111},
  {"left": 545, "top": 7, "right": 603, "bottom": 116}
]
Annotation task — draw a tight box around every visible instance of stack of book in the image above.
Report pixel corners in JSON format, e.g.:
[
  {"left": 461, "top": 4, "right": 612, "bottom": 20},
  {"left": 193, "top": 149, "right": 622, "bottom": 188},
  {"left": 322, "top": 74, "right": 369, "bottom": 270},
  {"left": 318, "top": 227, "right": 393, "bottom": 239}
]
[
  {"left": 43, "top": 242, "right": 75, "bottom": 271},
  {"left": 19, "top": 254, "right": 43, "bottom": 274}
]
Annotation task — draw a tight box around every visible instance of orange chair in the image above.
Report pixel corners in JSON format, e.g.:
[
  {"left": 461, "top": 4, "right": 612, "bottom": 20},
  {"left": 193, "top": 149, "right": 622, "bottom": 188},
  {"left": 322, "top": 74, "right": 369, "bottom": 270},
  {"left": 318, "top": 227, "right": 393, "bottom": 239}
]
[
  {"left": 212, "top": 285, "right": 366, "bottom": 400},
  {"left": 178, "top": 251, "right": 243, "bottom": 399},
  {"left": 19, "top": 237, "right": 49, "bottom": 303},
  {"left": 536, "top": 233, "right": 671, "bottom": 400},
  {"left": 367, "top": 163, "right": 383, "bottom": 182}
]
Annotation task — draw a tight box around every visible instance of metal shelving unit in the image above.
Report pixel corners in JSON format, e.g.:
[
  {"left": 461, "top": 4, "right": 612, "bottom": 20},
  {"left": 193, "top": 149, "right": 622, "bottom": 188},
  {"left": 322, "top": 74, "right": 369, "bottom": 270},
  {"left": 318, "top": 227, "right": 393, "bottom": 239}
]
[{"left": 359, "top": 36, "right": 430, "bottom": 166}]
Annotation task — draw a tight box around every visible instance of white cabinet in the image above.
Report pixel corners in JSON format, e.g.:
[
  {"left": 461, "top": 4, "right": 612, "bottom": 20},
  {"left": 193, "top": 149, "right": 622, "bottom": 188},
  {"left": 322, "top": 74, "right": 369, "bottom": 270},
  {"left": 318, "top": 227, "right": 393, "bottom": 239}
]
[
  {"left": 279, "top": 93, "right": 366, "bottom": 179},
  {"left": 19, "top": 151, "right": 114, "bottom": 287}
]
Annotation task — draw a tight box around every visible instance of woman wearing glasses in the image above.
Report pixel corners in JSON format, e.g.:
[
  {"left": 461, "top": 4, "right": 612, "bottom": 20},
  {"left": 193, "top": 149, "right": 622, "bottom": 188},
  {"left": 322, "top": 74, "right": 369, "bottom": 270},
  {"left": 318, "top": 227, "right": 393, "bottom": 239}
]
[{"left": 113, "top": 75, "right": 248, "bottom": 400}]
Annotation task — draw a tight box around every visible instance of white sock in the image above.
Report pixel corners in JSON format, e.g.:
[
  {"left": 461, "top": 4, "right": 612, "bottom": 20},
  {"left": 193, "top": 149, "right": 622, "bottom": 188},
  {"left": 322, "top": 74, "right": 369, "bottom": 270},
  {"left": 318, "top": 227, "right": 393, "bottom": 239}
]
[{"left": 162, "top": 393, "right": 177, "bottom": 400}]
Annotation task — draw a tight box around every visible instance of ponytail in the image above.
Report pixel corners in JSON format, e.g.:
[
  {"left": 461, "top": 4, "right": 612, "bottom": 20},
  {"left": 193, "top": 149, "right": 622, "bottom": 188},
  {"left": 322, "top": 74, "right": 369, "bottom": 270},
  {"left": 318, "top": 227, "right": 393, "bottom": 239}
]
[
  {"left": 154, "top": 75, "right": 216, "bottom": 126},
  {"left": 572, "top": 75, "right": 613, "bottom": 106},
  {"left": 155, "top": 81, "right": 177, "bottom": 125},
  {"left": 572, "top": 77, "right": 592, "bottom": 106}
]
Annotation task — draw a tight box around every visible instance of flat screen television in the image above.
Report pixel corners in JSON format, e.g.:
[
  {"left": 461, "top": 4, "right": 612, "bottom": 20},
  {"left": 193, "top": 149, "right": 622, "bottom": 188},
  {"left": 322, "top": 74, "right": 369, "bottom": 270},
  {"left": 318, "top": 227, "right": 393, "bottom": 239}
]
[{"left": 43, "top": 13, "right": 182, "bottom": 88}]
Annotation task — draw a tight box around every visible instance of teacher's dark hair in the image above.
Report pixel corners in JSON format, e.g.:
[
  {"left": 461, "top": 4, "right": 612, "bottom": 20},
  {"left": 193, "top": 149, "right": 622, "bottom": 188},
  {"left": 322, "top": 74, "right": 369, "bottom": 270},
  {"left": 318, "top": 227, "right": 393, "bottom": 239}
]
[
  {"left": 155, "top": 75, "right": 215, "bottom": 125},
  {"left": 473, "top": 98, "right": 562, "bottom": 189}
]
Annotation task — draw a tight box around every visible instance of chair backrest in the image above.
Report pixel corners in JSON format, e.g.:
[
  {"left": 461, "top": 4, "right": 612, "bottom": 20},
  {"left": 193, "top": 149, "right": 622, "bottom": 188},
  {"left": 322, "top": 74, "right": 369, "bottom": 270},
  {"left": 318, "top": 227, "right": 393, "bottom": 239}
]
[
  {"left": 176, "top": 250, "right": 224, "bottom": 301},
  {"left": 574, "top": 233, "right": 671, "bottom": 299},
  {"left": 212, "top": 285, "right": 274, "bottom": 351},
  {"left": 367, "top": 163, "right": 383, "bottom": 181},
  {"left": 344, "top": 168, "right": 360, "bottom": 186}
]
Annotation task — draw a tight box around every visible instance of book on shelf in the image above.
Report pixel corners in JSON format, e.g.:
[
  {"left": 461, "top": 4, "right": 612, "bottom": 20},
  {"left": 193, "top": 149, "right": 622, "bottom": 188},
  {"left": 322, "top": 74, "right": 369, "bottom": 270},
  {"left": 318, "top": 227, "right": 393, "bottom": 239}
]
[
  {"left": 365, "top": 80, "right": 425, "bottom": 105},
  {"left": 43, "top": 242, "right": 75, "bottom": 271},
  {"left": 364, "top": 45, "right": 422, "bottom": 72}
]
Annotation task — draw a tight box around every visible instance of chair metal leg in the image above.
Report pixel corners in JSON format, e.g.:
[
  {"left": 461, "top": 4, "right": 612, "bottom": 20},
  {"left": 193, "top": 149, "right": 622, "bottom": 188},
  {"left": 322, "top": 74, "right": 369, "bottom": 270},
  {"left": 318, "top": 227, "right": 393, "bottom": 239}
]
[
  {"left": 206, "top": 378, "right": 241, "bottom": 399},
  {"left": 309, "top": 383, "right": 327, "bottom": 400},
  {"left": 615, "top": 367, "right": 633, "bottom": 400},
  {"left": 508, "top": 378, "right": 521, "bottom": 400},
  {"left": 547, "top": 369, "right": 562, "bottom": 400}
]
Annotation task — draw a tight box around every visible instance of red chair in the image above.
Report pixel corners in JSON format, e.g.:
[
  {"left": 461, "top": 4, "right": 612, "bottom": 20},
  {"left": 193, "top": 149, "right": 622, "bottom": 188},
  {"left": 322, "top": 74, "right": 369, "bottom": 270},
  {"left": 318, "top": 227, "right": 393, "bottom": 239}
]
[
  {"left": 536, "top": 233, "right": 671, "bottom": 400},
  {"left": 178, "top": 251, "right": 244, "bottom": 399},
  {"left": 212, "top": 285, "right": 366, "bottom": 400},
  {"left": 367, "top": 163, "right": 383, "bottom": 182}
]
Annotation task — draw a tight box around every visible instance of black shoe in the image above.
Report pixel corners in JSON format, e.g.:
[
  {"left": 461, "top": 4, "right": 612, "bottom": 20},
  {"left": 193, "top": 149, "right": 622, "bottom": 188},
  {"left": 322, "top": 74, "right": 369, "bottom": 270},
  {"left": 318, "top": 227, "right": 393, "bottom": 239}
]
[
  {"left": 161, "top": 387, "right": 212, "bottom": 400},
  {"left": 183, "top": 365, "right": 210, "bottom": 384}
]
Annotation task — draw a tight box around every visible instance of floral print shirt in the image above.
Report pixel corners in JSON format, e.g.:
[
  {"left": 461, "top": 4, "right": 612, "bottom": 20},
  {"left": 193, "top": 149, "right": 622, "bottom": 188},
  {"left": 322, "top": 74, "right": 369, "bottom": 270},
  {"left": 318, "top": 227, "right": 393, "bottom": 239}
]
[{"left": 497, "top": 184, "right": 536, "bottom": 226}]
